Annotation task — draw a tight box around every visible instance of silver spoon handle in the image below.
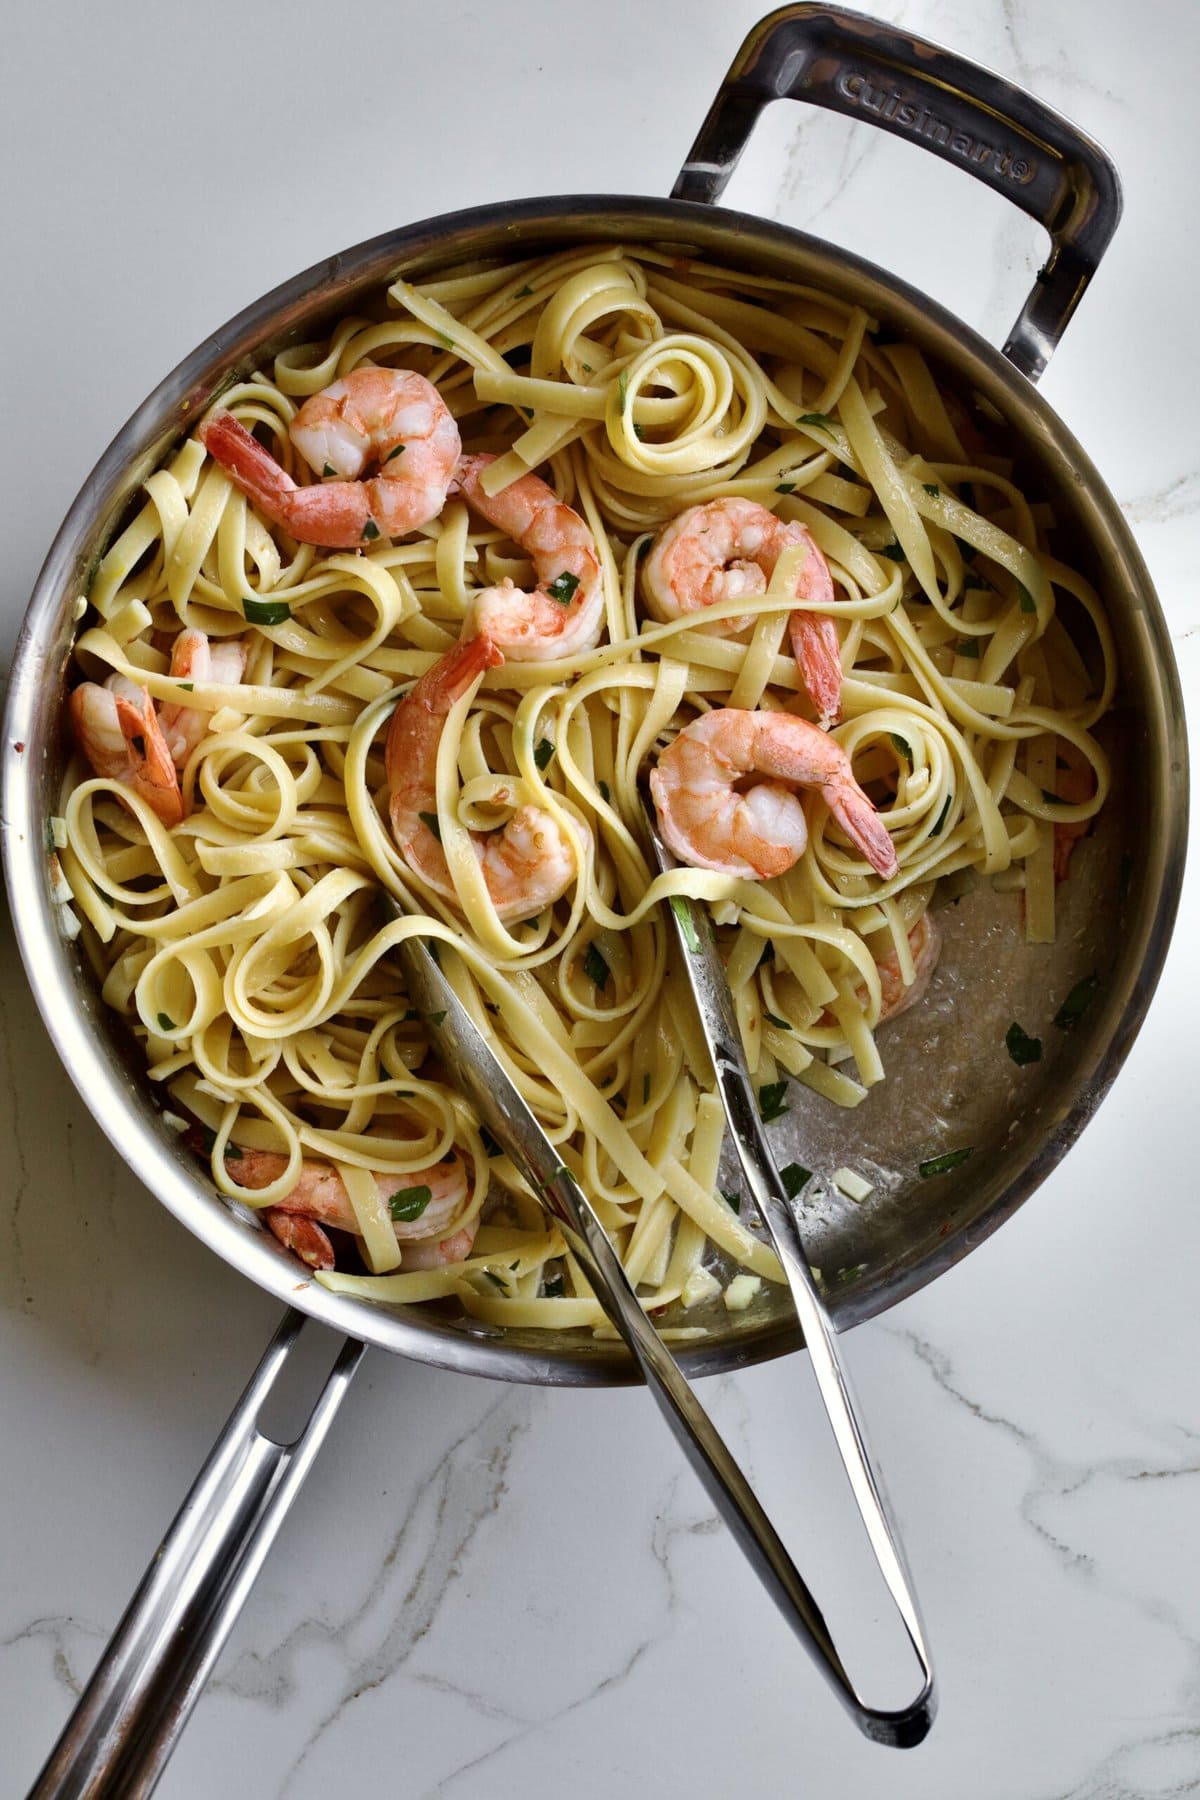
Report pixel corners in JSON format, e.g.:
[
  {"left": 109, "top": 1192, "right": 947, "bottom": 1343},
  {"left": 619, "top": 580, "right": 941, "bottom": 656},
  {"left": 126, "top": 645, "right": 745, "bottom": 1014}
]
[{"left": 28, "top": 1312, "right": 364, "bottom": 1800}]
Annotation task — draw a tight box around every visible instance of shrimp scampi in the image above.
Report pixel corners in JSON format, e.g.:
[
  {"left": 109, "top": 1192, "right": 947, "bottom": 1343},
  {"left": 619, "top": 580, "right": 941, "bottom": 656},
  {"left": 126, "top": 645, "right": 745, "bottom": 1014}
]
[
  {"left": 200, "top": 366, "right": 461, "bottom": 549},
  {"left": 642, "top": 498, "right": 845, "bottom": 728},
  {"left": 650, "top": 707, "right": 899, "bottom": 882}
]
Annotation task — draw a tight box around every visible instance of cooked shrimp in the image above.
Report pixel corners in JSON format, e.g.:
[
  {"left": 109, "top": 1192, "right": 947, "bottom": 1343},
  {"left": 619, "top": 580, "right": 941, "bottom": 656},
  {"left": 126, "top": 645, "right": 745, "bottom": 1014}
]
[
  {"left": 1050, "top": 740, "right": 1096, "bottom": 883},
  {"left": 386, "top": 631, "right": 584, "bottom": 922},
  {"left": 818, "top": 912, "right": 941, "bottom": 1029},
  {"left": 650, "top": 708, "right": 898, "bottom": 881},
  {"left": 454, "top": 453, "right": 604, "bottom": 660},
  {"left": 642, "top": 498, "right": 844, "bottom": 728},
  {"left": 68, "top": 681, "right": 184, "bottom": 827},
  {"left": 200, "top": 367, "right": 460, "bottom": 549},
  {"left": 69, "top": 629, "right": 247, "bottom": 825},
  {"left": 156, "top": 630, "right": 248, "bottom": 765},
  {"left": 230, "top": 1147, "right": 475, "bottom": 1273},
  {"left": 874, "top": 911, "right": 942, "bottom": 1021}
]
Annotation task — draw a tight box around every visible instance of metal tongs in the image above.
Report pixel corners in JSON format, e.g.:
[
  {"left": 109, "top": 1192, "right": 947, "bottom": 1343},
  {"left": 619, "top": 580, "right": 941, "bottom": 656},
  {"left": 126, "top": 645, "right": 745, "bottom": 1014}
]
[{"left": 387, "top": 806, "right": 935, "bottom": 1746}]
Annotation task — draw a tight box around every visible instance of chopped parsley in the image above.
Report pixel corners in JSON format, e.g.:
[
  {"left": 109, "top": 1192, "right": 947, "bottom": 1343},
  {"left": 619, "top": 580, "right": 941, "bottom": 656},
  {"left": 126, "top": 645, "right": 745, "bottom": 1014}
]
[
  {"left": 1005, "top": 1022, "right": 1043, "bottom": 1066},
  {"left": 533, "top": 737, "right": 555, "bottom": 771},
  {"left": 1018, "top": 581, "right": 1037, "bottom": 613},
  {"left": 930, "top": 793, "right": 953, "bottom": 836},
  {"left": 178, "top": 681, "right": 194, "bottom": 692},
  {"left": 1041, "top": 789, "right": 1063, "bottom": 805},
  {"left": 322, "top": 461, "right": 335, "bottom": 476},
  {"left": 198, "top": 1124, "right": 242, "bottom": 1160},
  {"left": 957, "top": 638, "right": 981, "bottom": 658},
  {"left": 879, "top": 540, "right": 906, "bottom": 562},
  {"left": 483, "top": 1270, "right": 509, "bottom": 1293},
  {"left": 775, "top": 481, "right": 796, "bottom": 495},
  {"left": 1054, "top": 972, "right": 1099, "bottom": 1032},
  {"left": 417, "top": 810, "right": 442, "bottom": 842},
  {"left": 890, "top": 732, "right": 912, "bottom": 765},
  {"left": 597, "top": 780, "right": 611, "bottom": 805},
  {"left": 668, "top": 894, "right": 701, "bottom": 954},
  {"left": 763, "top": 1011, "right": 792, "bottom": 1031},
  {"left": 243, "top": 596, "right": 292, "bottom": 625},
  {"left": 758, "top": 1080, "right": 789, "bottom": 1123},
  {"left": 436, "top": 332, "right": 456, "bottom": 351},
  {"left": 780, "top": 1162, "right": 812, "bottom": 1199},
  {"left": 385, "top": 442, "right": 406, "bottom": 462},
  {"left": 583, "top": 942, "right": 611, "bottom": 990},
  {"left": 954, "top": 536, "right": 978, "bottom": 564},
  {"left": 362, "top": 519, "right": 381, "bottom": 541},
  {"left": 425, "top": 1009, "right": 447, "bottom": 1029},
  {"left": 922, "top": 482, "right": 940, "bottom": 497},
  {"left": 919, "top": 1147, "right": 973, "bottom": 1177},
  {"left": 721, "top": 1188, "right": 742, "bottom": 1214},
  {"left": 546, "top": 570, "right": 580, "bottom": 605},
  {"left": 756, "top": 940, "right": 774, "bottom": 970},
  {"left": 797, "top": 411, "right": 836, "bottom": 434},
  {"left": 514, "top": 283, "right": 534, "bottom": 298},
  {"left": 401, "top": 1009, "right": 420, "bottom": 1022},
  {"left": 388, "top": 1185, "right": 432, "bottom": 1222},
  {"left": 155, "top": 1012, "right": 176, "bottom": 1033}
]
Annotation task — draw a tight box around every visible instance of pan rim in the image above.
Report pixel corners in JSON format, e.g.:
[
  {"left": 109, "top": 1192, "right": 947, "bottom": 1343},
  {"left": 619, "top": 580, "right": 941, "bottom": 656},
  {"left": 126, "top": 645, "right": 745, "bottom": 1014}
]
[{"left": 2, "top": 193, "right": 1188, "bottom": 1381}]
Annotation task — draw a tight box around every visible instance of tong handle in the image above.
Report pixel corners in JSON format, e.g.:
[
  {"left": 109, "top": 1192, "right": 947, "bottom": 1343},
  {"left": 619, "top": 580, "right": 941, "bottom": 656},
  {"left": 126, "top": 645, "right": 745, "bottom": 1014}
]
[
  {"left": 391, "top": 925, "right": 932, "bottom": 1748},
  {"left": 636, "top": 794, "right": 934, "bottom": 1745},
  {"left": 550, "top": 1164, "right": 934, "bottom": 1748}
]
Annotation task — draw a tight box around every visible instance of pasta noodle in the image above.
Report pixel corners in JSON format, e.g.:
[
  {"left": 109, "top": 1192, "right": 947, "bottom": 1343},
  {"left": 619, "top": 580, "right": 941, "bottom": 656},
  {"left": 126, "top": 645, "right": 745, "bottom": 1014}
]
[{"left": 60, "top": 243, "right": 1114, "bottom": 1332}]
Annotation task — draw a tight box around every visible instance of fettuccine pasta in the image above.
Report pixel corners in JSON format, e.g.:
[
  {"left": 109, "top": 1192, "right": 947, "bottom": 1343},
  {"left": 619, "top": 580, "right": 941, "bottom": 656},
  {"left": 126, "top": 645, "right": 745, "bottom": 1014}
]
[{"left": 58, "top": 243, "right": 1114, "bottom": 1332}]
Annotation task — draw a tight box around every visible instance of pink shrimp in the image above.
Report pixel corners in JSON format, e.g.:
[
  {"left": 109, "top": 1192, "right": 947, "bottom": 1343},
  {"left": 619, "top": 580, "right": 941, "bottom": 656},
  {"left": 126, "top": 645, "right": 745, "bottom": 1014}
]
[
  {"left": 68, "top": 629, "right": 246, "bottom": 826},
  {"left": 199, "top": 367, "right": 460, "bottom": 549},
  {"left": 68, "top": 681, "right": 184, "bottom": 826},
  {"left": 642, "top": 498, "right": 844, "bottom": 729},
  {"left": 156, "top": 630, "right": 248, "bottom": 764},
  {"left": 649, "top": 708, "right": 898, "bottom": 881},
  {"left": 386, "top": 631, "right": 585, "bottom": 921},
  {"left": 454, "top": 453, "right": 604, "bottom": 660},
  {"left": 229, "top": 1147, "right": 475, "bottom": 1273},
  {"left": 1050, "top": 740, "right": 1096, "bottom": 883},
  {"left": 873, "top": 911, "right": 942, "bottom": 1022},
  {"left": 817, "top": 912, "right": 941, "bottom": 1031}
]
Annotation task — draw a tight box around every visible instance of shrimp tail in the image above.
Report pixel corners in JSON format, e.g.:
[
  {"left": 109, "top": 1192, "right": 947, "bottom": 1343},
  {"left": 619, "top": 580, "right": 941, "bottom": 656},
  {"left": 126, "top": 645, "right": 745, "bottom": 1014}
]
[
  {"left": 826, "top": 782, "right": 899, "bottom": 880},
  {"left": 264, "top": 1208, "right": 336, "bottom": 1271},
  {"left": 789, "top": 613, "right": 843, "bottom": 730},
  {"left": 200, "top": 411, "right": 296, "bottom": 509},
  {"left": 111, "top": 685, "right": 185, "bottom": 826}
]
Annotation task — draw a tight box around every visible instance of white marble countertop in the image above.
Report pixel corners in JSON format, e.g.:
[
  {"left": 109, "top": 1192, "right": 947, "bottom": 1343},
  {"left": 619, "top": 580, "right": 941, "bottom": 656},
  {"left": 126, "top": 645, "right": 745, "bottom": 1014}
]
[{"left": 3, "top": 2, "right": 1197, "bottom": 1794}]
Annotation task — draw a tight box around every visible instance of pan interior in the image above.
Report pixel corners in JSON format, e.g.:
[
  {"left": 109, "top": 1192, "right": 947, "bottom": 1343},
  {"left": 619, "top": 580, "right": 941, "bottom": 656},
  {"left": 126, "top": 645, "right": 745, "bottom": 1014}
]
[{"left": 4, "top": 198, "right": 1183, "bottom": 1383}]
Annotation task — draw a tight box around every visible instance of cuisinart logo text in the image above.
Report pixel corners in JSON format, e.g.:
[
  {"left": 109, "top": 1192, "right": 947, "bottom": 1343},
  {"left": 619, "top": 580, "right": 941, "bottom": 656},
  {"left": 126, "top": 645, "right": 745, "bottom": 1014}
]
[{"left": 834, "top": 67, "right": 1036, "bottom": 184}]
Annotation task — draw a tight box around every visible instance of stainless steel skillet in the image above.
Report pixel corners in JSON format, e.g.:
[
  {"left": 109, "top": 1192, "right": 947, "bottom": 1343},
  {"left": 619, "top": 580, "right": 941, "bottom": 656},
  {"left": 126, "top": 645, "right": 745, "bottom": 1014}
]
[{"left": 2, "top": 5, "right": 1187, "bottom": 1793}]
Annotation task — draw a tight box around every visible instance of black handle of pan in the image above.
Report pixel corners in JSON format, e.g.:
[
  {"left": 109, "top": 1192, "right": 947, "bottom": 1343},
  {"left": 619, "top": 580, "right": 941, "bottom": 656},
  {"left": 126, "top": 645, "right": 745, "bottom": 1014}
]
[
  {"left": 26, "top": 1313, "right": 364, "bottom": 1800},
  {"left": 672, "top": 2, "right": 1122, "bottom": 381}
]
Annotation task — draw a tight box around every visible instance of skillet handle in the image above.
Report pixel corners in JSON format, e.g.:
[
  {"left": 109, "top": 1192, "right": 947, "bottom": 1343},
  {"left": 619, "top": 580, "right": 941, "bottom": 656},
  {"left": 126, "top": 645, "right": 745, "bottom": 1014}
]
[
  {"left": 27, "top": 1311, "right": 364, "bottom": 1800},
  {"left": 672, "top": 3, "right": 1122, "bottom": 381}
]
